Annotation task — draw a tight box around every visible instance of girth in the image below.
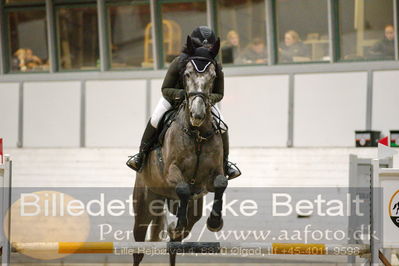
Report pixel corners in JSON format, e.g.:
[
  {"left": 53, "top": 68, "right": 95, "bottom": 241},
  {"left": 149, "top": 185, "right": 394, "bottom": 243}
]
[{"left": 182, "top": 125, "right": 216, "bottom": 185}]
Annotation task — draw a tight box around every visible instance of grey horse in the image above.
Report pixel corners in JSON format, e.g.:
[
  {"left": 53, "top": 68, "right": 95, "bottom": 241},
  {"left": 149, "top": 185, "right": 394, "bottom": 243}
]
[{"left": 133, "top": 37, "right": 227, "bottom": 266}]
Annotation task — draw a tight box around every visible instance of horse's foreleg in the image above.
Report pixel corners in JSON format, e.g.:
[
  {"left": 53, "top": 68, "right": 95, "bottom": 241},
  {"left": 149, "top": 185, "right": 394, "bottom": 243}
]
[
  {"left": 166, "top": 182, "right": 191, "bottom": 241},
  {"left": 166, "top": 164, "right": 190, "bottom": 234},
  {"left": 175, "top": 182, "right": 190, "bottom": 230},
  {"left": 207, "top": 174, "right": 228, "bottom": 232}
]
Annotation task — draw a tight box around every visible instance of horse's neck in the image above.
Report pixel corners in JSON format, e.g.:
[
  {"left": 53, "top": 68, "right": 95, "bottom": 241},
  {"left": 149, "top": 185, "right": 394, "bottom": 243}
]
[{"left": 177, "top": 104, "right": 213, "bottom": 134}]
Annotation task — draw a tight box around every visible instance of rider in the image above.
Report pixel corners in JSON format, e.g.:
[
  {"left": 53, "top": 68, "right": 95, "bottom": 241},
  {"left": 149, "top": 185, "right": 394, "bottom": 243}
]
[{"left": 127, "top": 26, "right": 240, "bottom": 179}]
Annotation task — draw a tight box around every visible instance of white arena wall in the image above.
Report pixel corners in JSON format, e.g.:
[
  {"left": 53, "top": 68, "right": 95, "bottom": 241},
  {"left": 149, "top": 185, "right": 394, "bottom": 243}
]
[
  {"left": 4, "top": 147, "right": 399, "bottom": 188},
  {"left": 1, "top": 70, "right": 399, "bottom": 148}
]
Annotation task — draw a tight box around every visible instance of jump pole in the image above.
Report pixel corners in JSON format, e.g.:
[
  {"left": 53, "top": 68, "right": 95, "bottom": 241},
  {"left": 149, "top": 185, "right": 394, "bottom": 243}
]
[
  {"left": 0, "top": 153, "right": 12, "bottom": 266},
  {"left": 12, "top": 241, "right": 370, "bottom": 256}
]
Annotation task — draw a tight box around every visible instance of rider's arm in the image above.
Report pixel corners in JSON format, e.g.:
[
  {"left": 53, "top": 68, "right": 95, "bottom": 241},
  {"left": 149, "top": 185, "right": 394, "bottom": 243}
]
[
  {"left": 162, "top": 57, "right": 185, "bottom": 103},
  {"left": 209, "top": 63, "right": 224, "bottom": 104}
]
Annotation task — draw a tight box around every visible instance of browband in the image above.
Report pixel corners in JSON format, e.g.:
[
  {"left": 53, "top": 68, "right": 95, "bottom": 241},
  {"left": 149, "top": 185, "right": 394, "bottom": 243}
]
[{"left": 188, "top": 56, "right": 215, "bottom": 73}]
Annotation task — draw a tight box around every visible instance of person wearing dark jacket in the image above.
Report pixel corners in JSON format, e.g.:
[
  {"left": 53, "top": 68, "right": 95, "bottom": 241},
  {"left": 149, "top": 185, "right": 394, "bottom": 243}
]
[
  {"left": 236, "top": 38, "right": 267, "bottom": 64},
  {"left": 127, "top": 26, "right": 240, "bottom": 179},
  {"left": 221, "top": 30, "right": 241, "bottom": 64},
  {"left": 369, "top": 24, "right": 395, "bottom": 59},
  {"left": 279, "top": 30, "right": 310, "bottom": 63}
]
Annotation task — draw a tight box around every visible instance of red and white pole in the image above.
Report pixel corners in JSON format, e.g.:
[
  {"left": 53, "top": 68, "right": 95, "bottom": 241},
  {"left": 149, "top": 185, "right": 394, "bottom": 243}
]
[{"left": 0, "top": 138, "right": 3, "bottom": 164}]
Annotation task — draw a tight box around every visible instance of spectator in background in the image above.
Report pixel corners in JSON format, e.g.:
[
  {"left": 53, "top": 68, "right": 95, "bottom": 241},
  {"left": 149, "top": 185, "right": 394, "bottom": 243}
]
[
  {"left": 13, "top": 49, "right": 27, "bottom": 71},
  {"left": 25, "top": 49, "right": 43, "bottom": 69},
  {"left": 221, "top": 30, "right": 241, "bottom": 64},
  {"left": 369, "top": 24, "right": 395, "bottom": 59},
  {"left": 236, "top": 38, "right": 267, "bottom": 64},
  {"left": 279, "top": 30, "right": 309, "bottom": 63},
  {"left": 13, "top": 48, "right": 43, "bottom": 72}
]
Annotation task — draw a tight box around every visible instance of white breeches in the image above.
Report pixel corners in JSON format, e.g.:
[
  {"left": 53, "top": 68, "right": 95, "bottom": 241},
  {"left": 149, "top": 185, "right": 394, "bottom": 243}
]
[
  {"left": 150, "top": 97, "right": 173, "bottom": 128},
  {"left": 150, "top": 97, "right": 226, "bottom": 131}
]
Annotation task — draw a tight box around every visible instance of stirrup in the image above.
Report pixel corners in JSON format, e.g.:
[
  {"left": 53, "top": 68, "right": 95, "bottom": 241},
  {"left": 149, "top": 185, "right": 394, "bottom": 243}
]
[
  {"left": 126, "top": 153, "right": 145, "bottom": 172},
  {"left": 225, "top": 161, "right": 241, "bottom": 180}
]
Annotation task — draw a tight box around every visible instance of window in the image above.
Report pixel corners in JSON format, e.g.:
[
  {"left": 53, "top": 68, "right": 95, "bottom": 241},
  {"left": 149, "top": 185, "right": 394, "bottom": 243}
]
[
  {"left": 108, "top": 3, "right": 152, "bottom": 69},
  {"left": 276, "top": 0, "right": 329, "bottom": 63},
  {"left": 57, "top": 6, "right": 99, "bottom": 70},
  {"left": 339, "top": 0, "right": 394, "bottom": 61},
  {"left": 7, "top": 9, "right": 49, "bottom": 72},
  {"left": 1, "top": 0, "right": 398, "bottom": 75},
  {"left": 5, "top": 0, "right": 44, "bottom": 5},
  {"left": 217, "top": 0, "right": 267, "bottom": 65},
  {"left": 160, "top": 1, "right": 207, "bottom": 66}
]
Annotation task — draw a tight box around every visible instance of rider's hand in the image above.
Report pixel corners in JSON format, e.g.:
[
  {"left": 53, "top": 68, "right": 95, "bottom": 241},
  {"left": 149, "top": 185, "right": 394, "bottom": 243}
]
[{"left": 176, "top": 90, "right": 185, "bottom": 101}]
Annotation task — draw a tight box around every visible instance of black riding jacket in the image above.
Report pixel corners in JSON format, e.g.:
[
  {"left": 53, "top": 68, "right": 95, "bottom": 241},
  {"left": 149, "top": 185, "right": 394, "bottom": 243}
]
[{"left": 161, "top": 54, "right": 224, "bottom": 105}]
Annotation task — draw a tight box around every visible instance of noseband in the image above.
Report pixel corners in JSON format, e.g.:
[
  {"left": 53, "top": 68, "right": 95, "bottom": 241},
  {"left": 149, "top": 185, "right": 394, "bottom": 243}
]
[{"left": 186, "top": 91, "right": 210, "bottom": 107}]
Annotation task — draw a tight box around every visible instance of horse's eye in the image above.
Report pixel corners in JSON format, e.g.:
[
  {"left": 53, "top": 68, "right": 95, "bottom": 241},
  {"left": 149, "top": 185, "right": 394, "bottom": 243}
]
[{"left": 185, "top": 73, "right": 190, "bottom": 78}]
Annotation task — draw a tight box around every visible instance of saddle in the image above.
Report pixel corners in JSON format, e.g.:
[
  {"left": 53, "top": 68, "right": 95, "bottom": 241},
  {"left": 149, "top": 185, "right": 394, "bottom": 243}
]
[
  {"left": 153, "top": 107, "right": 228, "bottom": 152},
  {"left": 155, "top": 109, "right": 179, "bottom": 148}
]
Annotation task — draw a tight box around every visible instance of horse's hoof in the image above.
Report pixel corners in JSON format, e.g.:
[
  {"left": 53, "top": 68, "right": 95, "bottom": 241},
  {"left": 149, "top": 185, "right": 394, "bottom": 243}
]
[
  {"left": 168, "top": 221, "right": 183, "bottom": 239},
  {"left": 167, "top": 221, "right": 176, "bottom": 235},
  {"left": 207, "top": 217, "right": 224, "bottom": 232},
  {"left": 176, "top": 217, "right": 187, "bottom": 230}
]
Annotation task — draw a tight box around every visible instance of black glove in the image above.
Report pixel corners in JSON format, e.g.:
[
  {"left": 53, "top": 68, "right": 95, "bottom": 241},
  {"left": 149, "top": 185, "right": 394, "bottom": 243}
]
[
  {"left": 175, "top": 89, "right": 185, "bottom": 101},
  {"left": 173, "top": 90, "right": 186, "bottom": 107}
]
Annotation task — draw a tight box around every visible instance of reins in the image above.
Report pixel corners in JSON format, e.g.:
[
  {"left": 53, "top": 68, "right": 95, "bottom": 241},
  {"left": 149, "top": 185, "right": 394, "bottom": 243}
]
[{"left": 177, "top": 98, "right": 215, "bottom": 186}]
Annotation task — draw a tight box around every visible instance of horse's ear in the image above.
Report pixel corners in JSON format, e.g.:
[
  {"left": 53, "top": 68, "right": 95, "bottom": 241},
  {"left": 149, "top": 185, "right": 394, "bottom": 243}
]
[
  {"left": 210, "top": 38, "right": 220, "bottom": 58},
  {"left": 186, "top": 35, "right": 195, "bottom": 55}
]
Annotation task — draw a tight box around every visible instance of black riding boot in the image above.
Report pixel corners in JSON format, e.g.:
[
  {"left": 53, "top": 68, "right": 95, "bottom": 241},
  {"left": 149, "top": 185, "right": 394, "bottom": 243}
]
[
  {"left": 221, "top": 132, "right": 241, "bottom": 179},
  {"left": 126, "top": 120, "right": 157, "bottom": 172}
]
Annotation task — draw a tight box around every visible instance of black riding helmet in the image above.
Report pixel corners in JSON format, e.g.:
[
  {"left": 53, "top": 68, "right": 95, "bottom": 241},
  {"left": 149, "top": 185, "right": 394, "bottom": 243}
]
[
  {"left": 180, "top": 26, "right": 220, "bottom": 73},
  {"left": 190, "top": 26, "right": 217, "bottom": 47}
]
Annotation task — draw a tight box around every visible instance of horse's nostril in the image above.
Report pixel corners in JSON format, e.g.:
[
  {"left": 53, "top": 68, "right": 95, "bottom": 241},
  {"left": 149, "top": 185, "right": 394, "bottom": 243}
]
[{"left": 193, "top": 113, "right": 204, "bottom": 120}]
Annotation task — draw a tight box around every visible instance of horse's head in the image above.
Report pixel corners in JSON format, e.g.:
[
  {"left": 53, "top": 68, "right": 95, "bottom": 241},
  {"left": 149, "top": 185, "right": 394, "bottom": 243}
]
[{"left": 183, "top": 36, "right": 220, "bottom": 127}]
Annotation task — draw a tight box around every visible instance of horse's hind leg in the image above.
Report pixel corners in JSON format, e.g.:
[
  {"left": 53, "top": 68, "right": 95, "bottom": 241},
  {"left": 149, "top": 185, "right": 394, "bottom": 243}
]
[
  {"left": 169, "top": 252, "right": 177, "bottom": 266},
  {"left": 207, "top": 175, "right": 228, "bottom": 232},
  {"left": 168, "top": 197, "right": 203, "bottom": 266},
  {"left": 169, "top": 197, "right": 203, "bottom": 241},
  {"left": 133, "top": 179, "right": 163, "bottom": 265},
  {"left": 133, "top": 182, "right": 149, "bottom": 266},
  {"left": 149, "top": 209, "right": 166, "bottom": 241}
]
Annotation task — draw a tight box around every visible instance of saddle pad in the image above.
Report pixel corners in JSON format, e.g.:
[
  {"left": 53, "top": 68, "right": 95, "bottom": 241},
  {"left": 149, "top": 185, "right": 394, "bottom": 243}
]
[{"left": 157, "top": 109, "right": 178, "bottom": 147}]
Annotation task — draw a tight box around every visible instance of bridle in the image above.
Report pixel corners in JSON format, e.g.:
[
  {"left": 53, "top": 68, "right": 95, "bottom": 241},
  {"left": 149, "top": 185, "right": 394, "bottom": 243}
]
[
  {"left": 180, "top": 56, "right": 218, "bottom": 186},
  {"left": 185, "top": 91, "right": 210, "bottom": 108},
  {"left": 180, "top": 57, "right": 215, "bottom": 140},
  {"left": 182, "top": 56, "right": 216, "bottom": 109}
]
